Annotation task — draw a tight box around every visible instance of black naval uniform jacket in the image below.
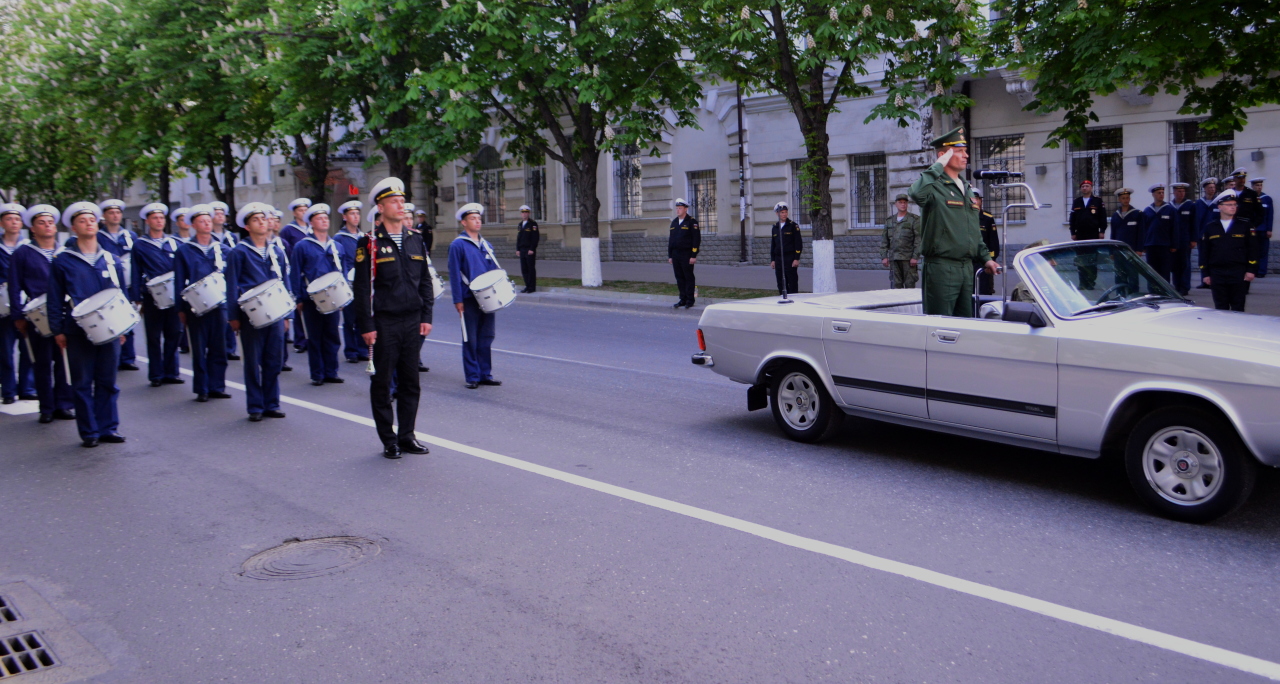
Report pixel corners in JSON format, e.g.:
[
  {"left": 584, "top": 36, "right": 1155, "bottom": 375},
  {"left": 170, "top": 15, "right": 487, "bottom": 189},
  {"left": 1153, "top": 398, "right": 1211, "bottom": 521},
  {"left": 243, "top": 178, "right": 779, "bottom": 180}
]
[
  {"left": 1199, "top": 217, "right": 1259, "bottom": 282},
  {"left": 1237, "top": 187, "right": 1264, "bottom": 228},
  {"left": 352, "top": 226, "right": 434, "bottom": 335},
  {"left": 515, "top": 219, "right": 540, "bottom": 252},
  {"left": 770, "top": 220, "right": 803, "bottom": 264},
  {"left": 416, "top": 221, "right": 435, "bottom": 253},
  {"left": 1069, "top": 196, "right": 1108, "bottom": 240},
  {"left": 668, "top": 215, "right": 701, "bottom": 259},
  {"left": 979, "top": 211, "right": 1001, "bottom": 259}
]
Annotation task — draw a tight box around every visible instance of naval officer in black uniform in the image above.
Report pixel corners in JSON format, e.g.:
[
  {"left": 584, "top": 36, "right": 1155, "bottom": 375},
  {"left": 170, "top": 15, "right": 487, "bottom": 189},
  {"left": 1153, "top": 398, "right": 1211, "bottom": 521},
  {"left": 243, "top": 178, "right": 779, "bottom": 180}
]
[
  {"left": 668, "top": 198, "right": 700, "bottom": 308},
  {"left": 1200, "top": 191, "right": 1259, "bottom": 312}
]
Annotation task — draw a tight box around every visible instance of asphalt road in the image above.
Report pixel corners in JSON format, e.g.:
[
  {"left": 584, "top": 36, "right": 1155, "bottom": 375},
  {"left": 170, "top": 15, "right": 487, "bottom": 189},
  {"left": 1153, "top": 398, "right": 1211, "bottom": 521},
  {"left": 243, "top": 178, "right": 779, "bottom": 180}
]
[{"left": 3, "top": 300, "right": 1280, "bottom": 683}]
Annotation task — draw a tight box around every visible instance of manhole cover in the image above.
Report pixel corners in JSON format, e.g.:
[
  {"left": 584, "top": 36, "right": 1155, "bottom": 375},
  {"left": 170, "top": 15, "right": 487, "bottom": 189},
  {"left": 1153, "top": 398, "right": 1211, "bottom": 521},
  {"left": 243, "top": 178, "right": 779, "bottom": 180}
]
[
  {"left": 240, "top": 537, "right": 380, "bottom": 581},
  {"left": 0, "top": 631, "right": 59, "bottom": 678}
]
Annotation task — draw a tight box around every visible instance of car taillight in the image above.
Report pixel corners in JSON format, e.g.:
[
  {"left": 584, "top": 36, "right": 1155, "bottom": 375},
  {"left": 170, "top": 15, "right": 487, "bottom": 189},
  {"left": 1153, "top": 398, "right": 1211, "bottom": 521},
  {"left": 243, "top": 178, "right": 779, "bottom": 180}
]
[{"left": 697, "top": 329, "right": 706, "bottom": 351}]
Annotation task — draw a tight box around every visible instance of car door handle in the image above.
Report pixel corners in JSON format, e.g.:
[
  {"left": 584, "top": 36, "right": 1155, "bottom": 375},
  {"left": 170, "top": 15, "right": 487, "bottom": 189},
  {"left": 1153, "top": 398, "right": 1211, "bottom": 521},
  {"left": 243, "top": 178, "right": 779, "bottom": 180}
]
[
  {"left": 932, "top": 330, "right": 961, "bottom": 343},
  {"left": 831, "top": 321, "right": 851, "bottom": 333}
]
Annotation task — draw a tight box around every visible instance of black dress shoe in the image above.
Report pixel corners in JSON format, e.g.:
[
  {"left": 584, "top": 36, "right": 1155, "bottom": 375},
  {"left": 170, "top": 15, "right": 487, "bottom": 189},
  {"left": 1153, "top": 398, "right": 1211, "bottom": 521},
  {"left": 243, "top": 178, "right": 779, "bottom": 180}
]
[
  {"left": 311, "top": 379, "right": 324, "bottom": 386},
  {"left": 399, "top": 439, "right": 429, "bottom": 454},
  {"left": 418, "top": 364, "right": 428, "bottom": 372},
  {"left": 520, "top": 288, "right": 530, "bottom": 294},
  {"left": 672, "top": 301, "right": 685, "bottom": 309},
  {"left": 263, "top": 409, "right": 286, "bottom": 419},
  {"left": 479, "top": 378, "right": 502, "bottom": 386},
  {"left": 357, "top": 356, "right": 370, "bottom": 362},
  {"left": 227, "top": 354, "right": 240, "bottom": 360},
  {"left": 465, "top": 382, "right": 480, "bottom": 389},
  {"left": 248, "top": 413, "right": 263, "bottom": 422},
  {"left": 39, "top": 413, "right": 54, "bottom": 424},
  {"left": 118, "top": 363, "right": 139, "bottom": 371},
  {"left": 208, "top": 391, "right": 232, "bottom": 399},
  {"left": 2, "top": 397, "right": 13, "bottom": 405},
  {"left": 150, "top": 380, "right": 163, "bottom": 387},
  {"left": 347, "top": 357, "right": 360, "bottom": 364},
  {"left": 383, "top": 444, "right": 402, "bottom": 459},
  {"left": 81, "top": 438, "right": 98, "bottom": 448},
  {"left": 323, "top": 377, "right": 345, "bottom": 384},
  {"left": 196, "top": 393, "right": 209, "bottom": 402},
  {"left": 19, "top": 394, "right": 37, "bottom": 401},
  {"left": 53, "top": 409, "right": 76, "bottom": 420},
  {"left": 99, "top": 433, "right": 126, "bottom": 444},
  {"left": 282, "top": 365, "right": 293, "bottom": 372},
  {"left": 161, "top": 377, "right": 185, "bottom": 385}
]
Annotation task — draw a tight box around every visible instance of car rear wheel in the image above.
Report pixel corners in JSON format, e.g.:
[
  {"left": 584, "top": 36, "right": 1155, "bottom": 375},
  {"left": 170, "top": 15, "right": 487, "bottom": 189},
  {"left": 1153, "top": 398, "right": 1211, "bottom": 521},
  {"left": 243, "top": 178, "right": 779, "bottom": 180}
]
[
  {"left": 769, "top": 364, "right": 844, "bottom": 443},
  {"left": 1124, "top": 406, "right": 1256, "bottom": 523}
]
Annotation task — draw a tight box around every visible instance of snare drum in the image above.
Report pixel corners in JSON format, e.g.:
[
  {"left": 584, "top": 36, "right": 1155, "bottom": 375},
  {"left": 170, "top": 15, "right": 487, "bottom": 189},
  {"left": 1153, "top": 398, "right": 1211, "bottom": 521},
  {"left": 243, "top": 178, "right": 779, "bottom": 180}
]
[
  {"left": 146, "top": 272, "right": 177, "bottom": 309},
  {"left": 71, "top": 288, "right": 140, "bottom": 345},
  {"left": 428, "top": 262, "right": 445, "bottom": 300},
  {"left": 236, "top": 278, "right": 295, "bottom": 329},
  {"left": 22, "top": 294, "right": 52, "bottom": 337},
  {"left": 181, "top": 271, "right": 227, "bottom": 316},
  {"left": 0, "top": 282, "right": 8, "bottom": 317},
  {"left": 306, "top": 271, "right": 353, "bottom": 314},
  {"left": 468, "top": 269, "right": 517, "bottom": 313}
]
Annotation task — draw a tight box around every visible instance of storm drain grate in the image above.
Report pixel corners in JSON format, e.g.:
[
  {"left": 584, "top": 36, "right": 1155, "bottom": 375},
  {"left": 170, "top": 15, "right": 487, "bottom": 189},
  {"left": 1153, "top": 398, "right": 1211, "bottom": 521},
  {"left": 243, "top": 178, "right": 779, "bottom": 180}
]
[
  {"left": 0, "top": 598, "right": 17, "bottom": 624},
  {"left": 0, "top": 632, "right": 58, "bottom": 678}
]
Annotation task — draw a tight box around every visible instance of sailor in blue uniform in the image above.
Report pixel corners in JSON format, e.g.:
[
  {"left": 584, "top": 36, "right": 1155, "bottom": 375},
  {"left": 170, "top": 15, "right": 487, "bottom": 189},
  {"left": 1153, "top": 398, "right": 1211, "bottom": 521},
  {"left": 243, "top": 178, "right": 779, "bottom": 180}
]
[
  {"left": 1169, "top": 182, "right": 1197, "bottom": 295},
  {"left": 208, "top": 200, "right": 240, "bottom": 360},
  {"left": 1109, "top": 189, "right": 1146, "bottom": 252},
  {"left": 1251, "top": 178, "right": 1272, "bottom": 276},
  {"left": 0, "top": 202, "right": 36, "bottom": 404},
  {"left": 1194, "top": 178, "right": 1219, "bottom": 288},
  {"left": 46, "top": 202, "right": 128, "bottom": 448},
  {"left": 133, "top": 203, "right": 184, "bottom": 388},
  {"left": 448, "top": 202, "right": 502, "bottom": 389},
  {"left": 1143, "top": 183, "right": 1178, "bottom": 283},
  {"left": 225, "top": 203, "right": 289, "bottom": 422},
  {"left": 170, "top": 207, "right": 192, "bottom": 242},
  {"left": 334, "top": 200, "right": 364, "bottom": 363},
  {"left": 10, "top": 204, "right": 75, "bottom": 422},
  {"left": 290, "top": 203, "right": 344, "bottom": 386},
  {"left": 92, "top": 199, "right": 140, "bottom": 371},
  {"left": 174, "top": 205, "right": 230, "bottom": 403},
  {"left": 280, "top": 199, "right": 311, "bottom": 352}
]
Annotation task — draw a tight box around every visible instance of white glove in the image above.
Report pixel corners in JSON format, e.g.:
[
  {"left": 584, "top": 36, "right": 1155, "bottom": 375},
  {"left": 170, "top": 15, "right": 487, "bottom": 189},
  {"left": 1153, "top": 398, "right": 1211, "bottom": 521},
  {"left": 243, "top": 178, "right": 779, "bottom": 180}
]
[{"left": 939, "top": 147, "right": 956, "bottom": 168}]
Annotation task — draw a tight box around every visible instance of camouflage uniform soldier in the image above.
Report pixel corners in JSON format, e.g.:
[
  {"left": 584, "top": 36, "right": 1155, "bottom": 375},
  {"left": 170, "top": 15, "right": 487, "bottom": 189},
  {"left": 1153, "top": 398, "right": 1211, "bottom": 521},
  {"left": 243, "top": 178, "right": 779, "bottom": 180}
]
[{"left": 880, "top": 193, "right": 922, "bottom": 288}]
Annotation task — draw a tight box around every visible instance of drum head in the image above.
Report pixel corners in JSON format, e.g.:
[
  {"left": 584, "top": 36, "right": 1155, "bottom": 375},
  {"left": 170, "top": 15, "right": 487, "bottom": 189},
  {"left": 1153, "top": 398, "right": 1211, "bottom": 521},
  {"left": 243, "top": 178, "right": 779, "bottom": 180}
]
[
  {"left": 23, "top": 294, "right": 47, "bottom": 314},
  {"left": 469, "top": 269, "right": 506, "bottom": 291},
  {"left": 307, "top": 271, "right": 344, "bottom": 294},
  {"left": 147, "top": 273, "right": 174, "bottom": 287},
  {"left": 182, "top": 271, "right": 225, "bottom": 295},
  {"left": 72, "top": 288, "right": 123, "bottom": 318},
  {"left": 239, "top": 279, "right": 281, "bottom": 303}
]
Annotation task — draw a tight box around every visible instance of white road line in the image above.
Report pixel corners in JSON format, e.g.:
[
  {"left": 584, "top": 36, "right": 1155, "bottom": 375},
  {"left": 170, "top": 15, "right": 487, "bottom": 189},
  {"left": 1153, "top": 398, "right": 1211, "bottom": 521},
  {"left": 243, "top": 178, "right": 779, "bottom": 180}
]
[
  {"left": 423, "top": 338, "right": 726, "bottom": 384},
  {"left": 139, "top": 356, "right": 1280, "bottom": 680}
]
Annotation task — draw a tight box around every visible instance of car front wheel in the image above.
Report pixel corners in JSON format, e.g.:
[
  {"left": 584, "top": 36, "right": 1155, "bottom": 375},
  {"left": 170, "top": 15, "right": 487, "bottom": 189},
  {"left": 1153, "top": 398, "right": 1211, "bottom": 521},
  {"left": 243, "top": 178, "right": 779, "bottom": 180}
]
[
  {"left": 769, "top": 363, "right": 844, "bottom": 443},
  {"left": 1124, "top": 406, "right": 1256, "bottom": 523}
]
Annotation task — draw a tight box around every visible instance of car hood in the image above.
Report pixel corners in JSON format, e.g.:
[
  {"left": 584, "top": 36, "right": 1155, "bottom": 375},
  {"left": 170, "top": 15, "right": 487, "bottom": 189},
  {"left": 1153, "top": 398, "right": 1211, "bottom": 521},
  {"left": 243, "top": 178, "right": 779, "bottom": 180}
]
[{"left": 1096, "top": 306, "right": 1280, "bottom": 354}]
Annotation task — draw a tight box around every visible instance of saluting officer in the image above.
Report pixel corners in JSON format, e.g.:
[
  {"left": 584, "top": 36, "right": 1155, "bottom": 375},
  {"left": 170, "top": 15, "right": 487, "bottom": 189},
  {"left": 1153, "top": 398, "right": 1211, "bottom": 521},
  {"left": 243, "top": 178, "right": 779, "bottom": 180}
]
[
  {"left": 353, "top": 177, "right": 434, "bottom": 459},
  {"left": 290, "top": 203, "right": 345, "bottom": 386},
  {"left": 770, "top": 201, "right": 803, "bottom": 296},
  {"left": 515, "top": 204, "right": 540, "bottom": 293},
  {"left": 173, "top": 204, "right": 230, "bottom": 403},
  {"left": 0, "top": 202, "right": 37, "bottom": 404},
  {"left": 95, "top": 199, "right": 139, "bottom": 371},
  {"left": 880, "top": 194, "right": 921, "bottom": 289},
  {"left": 47, "top": 202, "right": 128, "bottom": 448},
  {"left": 448, "top": 203, "right": 502, "bottom": 390},
  {"left": 1200, "top": 191, "right": 1259, "bottom": 311},
  {"left": 1143, "top": 183, "right": 1177, "bottom": 283},
  {"left": 908, "top": 126, "right": 1000, "bottom": 317},
  {"left": 1250, "top": 178, "right": 1272, "bottom": 276},
  {"left": 134, "top": 202, "right": 185, "bottom": 388},
  {"left": 1169, "top": 182, "right": 1197, "bottom": 295},
  {"left": 225, "top": 203, "right": 289, "bottom": 422},
  {"left": 334, "top": 200, "right": 366, "bottom": 363},
  {"left": 668, "top": 198, "right": 700, "bottom": 308},
  {"left": 10, "top": 205, "right": 75, "bottom": 421},
  {"left": 973, "top": 189, "right": 1001, "bottom": 295}
]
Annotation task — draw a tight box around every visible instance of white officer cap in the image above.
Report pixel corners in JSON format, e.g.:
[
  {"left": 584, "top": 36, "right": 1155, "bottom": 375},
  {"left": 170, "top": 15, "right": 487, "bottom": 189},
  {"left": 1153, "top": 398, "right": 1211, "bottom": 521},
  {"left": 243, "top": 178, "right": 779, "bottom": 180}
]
[
  {"left": 369, "top": 177, "right": 405, "bottom": 204},
  {"left": 1147, "top": 183, "right": 1165, "bottom": 193},
  {"left": 235, "top": 202, "right": 270, "bottom": 228},
  {"left": 1115, "top": 187, "right": 1134, "bottom": 196},
  {"left": 1214, "top": 190, "right": 1239, "bottom": 204},
  {"left": 61, "top": 201, "right": 101, "bottom": 228},
  {"left": 971, "top": 187, "right": 983, "bottom": 198},
  {"left": 210, "top": 201, "right": 229, "bottom": 213},
  {"left": 1170, "top": 182, "right": 1190, "bottom": 189},
  {"left": 288, "top": 197, "right": 312, "bottom": 211},
  {"left": 1231, "top": 167, "right": 1247, "bottom": 178},
  {"left": 303, "top": 203, "right": 331, "bottom": 223},
  {"left": 365, "top": 206, "right": 380, "bottom": 225},
  {"left": 414, "top": 209, "right": 428, "bottom": 216},
  {"left": 0, "top": 202, "right": 25, "bottom": 217},
  {"left": 404, "top": 202, "right": 416, "bottom": 213},
  {"left": 338, "top": 200, "right": 363, "bottom": 214},
  {"left": 773, "top": 201, "right": 789, "bottom": 212},
  {"left": 98, "top": 199, "right": 125, "bottom": 212},
  {"left": 518, "top": 204, "right": 531, "bottom": 212},
  {"left": 22, "top": 204, "right": 58, "bottom": 227},
  {"left": 170, "top": 206, "right": 190, "bottom": 221},
  {"left": 1202, "top": 177, "right": 1218, "bottom": 186},
  {"left": 139, "top": 202, "right": 168, "bottom": 220},
  {"left": 187, "top": 203, "right": 213, "bottom": 220},
  {"left": 455, "top": 202, "right": 484, "bottom": 222},
  {"left": 674, "top": 198, "right": 690, "bottom": 207},
  {"left": 1251, "top": 177, "right": 1266, "bottom": 185}
]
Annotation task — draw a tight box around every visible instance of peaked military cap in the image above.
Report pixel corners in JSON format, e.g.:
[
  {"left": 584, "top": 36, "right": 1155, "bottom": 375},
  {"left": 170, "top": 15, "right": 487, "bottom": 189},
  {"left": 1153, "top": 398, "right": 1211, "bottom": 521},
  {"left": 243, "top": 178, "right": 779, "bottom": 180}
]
[
  {"left": 1214, "top": 190, "right": 1239, "bottom": 203},
  {"left": 930, "top": 125, "right": 967, "bottom": 148},
  {"left": 518, "top": 205, "right": 532, "bottom": 212},
  {"left": 894, "top": 194, "right": 909, "bottom": 202},
  {"left": 369, "top": 177, "right": 405, "bottom": 204},
  {"left": 1170, "top": 182, "right": 1190, "bottom": 189},
  {"left": 1230, "top": 167, "right": 1247, "bottom": 178},
  {"left": 1201, "top": 177, "right": 1218, "bottom": 186},
  {"left": 674, "top": 198, "right": 690, "bottom": 207},
  {"left": 773, "top": 201, "right": 789, "bottom": 212},
  {"left": 1115, "top": 188, "right": 1134, "bottom": 196}
]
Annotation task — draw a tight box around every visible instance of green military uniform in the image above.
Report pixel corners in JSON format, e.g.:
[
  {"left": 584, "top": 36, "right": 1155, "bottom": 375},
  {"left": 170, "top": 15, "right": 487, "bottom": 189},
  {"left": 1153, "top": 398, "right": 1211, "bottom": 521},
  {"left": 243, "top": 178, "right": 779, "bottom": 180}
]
[
  {"left": 908, "top": 126, "right": 994, "bottom": 317},
  {"left": 880, "top": 196, "right": 922, "bottom": 289}
]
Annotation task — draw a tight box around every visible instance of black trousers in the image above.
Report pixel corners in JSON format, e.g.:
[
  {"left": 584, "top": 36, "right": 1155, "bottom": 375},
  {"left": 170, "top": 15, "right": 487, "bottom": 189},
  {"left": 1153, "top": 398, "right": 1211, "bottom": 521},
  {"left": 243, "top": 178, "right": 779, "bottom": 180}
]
[
  {"left": 519, "top": 251, "right": 537, "bottom": 292},
  {"left": 1209, "top": 270, "right": 1249, "bottom": 312},
  {"left": 671, "top": 250, "right": 696, "bottom": 303},
  {"left": 369, "top": 313, "right": 424, "bottom": 447},
  {"left": 1145, "top": 247, "right": 1173, "bottom": 285},
  {"left": 774, "top": 264, "right": 799, "bottom": 296}
]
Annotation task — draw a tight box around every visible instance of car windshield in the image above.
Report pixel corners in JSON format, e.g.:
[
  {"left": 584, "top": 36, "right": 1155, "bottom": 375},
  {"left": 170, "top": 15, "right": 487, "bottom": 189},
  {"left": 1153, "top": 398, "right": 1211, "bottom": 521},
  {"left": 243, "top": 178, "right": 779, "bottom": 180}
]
[{"left": 1018, "top": 243, "right": 1186, "bottom": 318}]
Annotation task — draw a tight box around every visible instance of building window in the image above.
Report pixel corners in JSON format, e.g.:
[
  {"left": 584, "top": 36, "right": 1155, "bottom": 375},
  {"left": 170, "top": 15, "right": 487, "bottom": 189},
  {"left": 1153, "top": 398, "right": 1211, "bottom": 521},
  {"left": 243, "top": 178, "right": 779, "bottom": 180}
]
[
  {"left": 1067, "top": 127, "right": 1123, "bottom": 217},
  {"left": 686, "top": 170, "right": 718, "bottom": 233},
  {"left": 850, "top": 153, "right": 888, "bottom": 228},
  {"left": 790, "top": 159, "right": 816, "bottom": 229},
  {"left": 1170, "top": 120, "right": 1234, "bottom": 200},
  {"left": 470, "top": 144, "right": 505, "bottom": 224},
  {"left": 613, "top": 143, "right": 643, "bottom": 219},
  {"left": 525, "top": 164, "right": 547, "bottom": 221},
  {"left": 973, "top": 134, "right": 1026, "bottom": 223},
  {"left": 563, "top": 167, "right": 580, "bottom": 223}
]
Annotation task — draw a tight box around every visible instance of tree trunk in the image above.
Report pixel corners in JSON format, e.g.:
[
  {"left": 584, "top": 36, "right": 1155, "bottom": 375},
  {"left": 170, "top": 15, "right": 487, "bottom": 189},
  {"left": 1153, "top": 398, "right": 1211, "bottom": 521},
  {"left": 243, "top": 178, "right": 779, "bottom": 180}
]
[
  {"left": 574, "top": 155, "right": 603, "bottom": 287},
  {"left": 800, "top": 123, "right": 838, "bottom": 293},
  {"left": 220, "top": 135, "right": 236, "bottom": 218},
  {"left": 418, "top": 160, "right": 439, "bottom": 228},
  {"left": 158, "top": 160, "right": 171, "bottom": 232},
  {"left": 382, "top": 145, "right": 413, "bottom": 202},
  {"left": 293, "top": 131, "right": 330, "bottom": 205}
]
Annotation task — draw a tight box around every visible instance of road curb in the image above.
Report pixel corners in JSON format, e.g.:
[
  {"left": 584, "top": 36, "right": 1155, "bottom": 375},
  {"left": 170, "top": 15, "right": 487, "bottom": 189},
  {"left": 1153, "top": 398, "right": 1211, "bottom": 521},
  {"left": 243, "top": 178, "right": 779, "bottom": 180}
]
[{"left": 511, "top": 291, "right": 710, "bottom": 316}]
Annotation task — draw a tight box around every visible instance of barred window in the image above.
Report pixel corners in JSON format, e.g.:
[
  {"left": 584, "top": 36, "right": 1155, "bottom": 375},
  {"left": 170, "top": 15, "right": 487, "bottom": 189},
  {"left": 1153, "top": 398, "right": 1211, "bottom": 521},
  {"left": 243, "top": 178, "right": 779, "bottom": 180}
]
[
  {"left": 613, "top": 144, "right": 643, "bottom": 219},
  {"left": 686, "top": 170, "right": 718, "bottom": 233},
  {"left": 1170, "top": 120, "right": 1234, "bottom": 200},
  {"left": 790, "top": 159, "right": 815, "bottom": 229},
  {"left": 973, "top": 135, "right": 1026, "bottom": 223},
  {"left": 525, "top": 165, "right": 547, "bottom": 221},
  {"left": 1067, "top": 127, "right": 1123, "bottom": 217},
  {"left": 470, "top": 144, "right": 505, "bottom": 224},
  {"left": 563, "top": 167, "right": 580, "bottom": 223},
  {"left": 850, "top": 153, "right": 887, "bottom": 228}
]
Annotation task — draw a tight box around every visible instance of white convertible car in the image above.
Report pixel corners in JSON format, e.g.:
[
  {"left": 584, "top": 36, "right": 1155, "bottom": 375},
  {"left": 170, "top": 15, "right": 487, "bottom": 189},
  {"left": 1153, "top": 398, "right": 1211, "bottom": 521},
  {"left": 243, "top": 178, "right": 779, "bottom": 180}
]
[{"left": 692, "top": 240, "right": 1280, "bottom": 522}]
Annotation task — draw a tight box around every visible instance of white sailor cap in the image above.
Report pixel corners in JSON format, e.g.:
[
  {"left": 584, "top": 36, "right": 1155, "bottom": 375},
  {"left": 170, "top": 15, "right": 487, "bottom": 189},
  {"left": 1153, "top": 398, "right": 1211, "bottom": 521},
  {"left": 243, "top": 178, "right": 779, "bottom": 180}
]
[
  {"left": 1202, "top": 177, "right": 1218, "bottom": 186},
  {"left": 1251, "top": 177, "right": 1266, "bottom": 185},
  {"left": 288, "top": 197, "right": 312, "bottom": 211},
  {"left": 1214, "top": 190, "right": 1239, "bottom": 203},
  {"left": 23, "top": 204, "right": 58, "bottom": 227},
  {"left": 365, "top": 206, "right": 380, "bottom": 225},
  {"left": 170, "top": 206, "right": 190, "bottom": 221},
  {"left": 338, "top": 200, "right": 363, "bottom": 214},
  {"left": 271, "top": 209, "right": 284, "bottom": 218},
  {"left": 187, "top": 203, "right": 213, "bottom": 220},
  {"left": 971, "top": 187, "right": 983, "bottom": 198},
  {"left": 369, "top": 177, "right": 405, "bottom": 204},
  {"left": 303, "top": 203, "right": 331, "bottom": 223},
  {"left": 1231, "top": 167, "right": 1247, "bottom": 178},
  {"left": 674, "top": 198, "right": 690, "bottom": 207},
  {"left": 98, "top": 199, "right": 125, "bottom": 212},
  {"left": 414, "top": 209, "right": 428, "bottom": 216},
  {"left": 236, "top": 202, "right": 271, "bottom": 228},
  {"left": 140, "top": 202, "right": 168, "bottom": 220},
  {"left": 1170, "top": 182, "right": 1190, "bottom": 189},
  {"left": 0, "top": 202, "right": 25, "bottom": 217},
  {"left": 455, "top": 202, "right": 484, "bottom": 222},
  {"left": 61, "top": 201, "right": 102, "bottom": 228},
  {"left": 210, "top": 201, "right": 229, "bottom": 213},
  {"left": 773, "top": 201, "right": 789, "bottom": 212},
  {"left": 1147, "top": 183, "right": 1165, "bottom": 193},
  {"left": 404, "top": 202, "right": 416, "bottom": 213},
  {"left": 518, "top": 204, "right": 532, "bottom": 212}
]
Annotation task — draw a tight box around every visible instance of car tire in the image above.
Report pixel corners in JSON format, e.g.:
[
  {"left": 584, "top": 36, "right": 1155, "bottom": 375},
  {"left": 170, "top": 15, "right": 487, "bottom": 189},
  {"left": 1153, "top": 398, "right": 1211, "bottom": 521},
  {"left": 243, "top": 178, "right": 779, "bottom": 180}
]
[
  {"left": 1124, "top": 406, "right": 1256, "bottom": 523},
  {"left": 769, "top": 363, "right": 844, "bottom": 444}
]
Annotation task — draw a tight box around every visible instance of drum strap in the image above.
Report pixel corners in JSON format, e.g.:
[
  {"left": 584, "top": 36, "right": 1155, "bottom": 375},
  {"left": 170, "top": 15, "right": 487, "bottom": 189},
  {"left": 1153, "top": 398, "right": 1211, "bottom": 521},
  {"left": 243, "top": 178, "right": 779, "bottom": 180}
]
[
  {"left": 267, "top": 246, "right": 283, "bottom": 280},
  {"left": 213, "top": 242, "right": 225, "bottom": 272},
  {"left": 103, "top": 252, "right": 121, "bottom": 289}
]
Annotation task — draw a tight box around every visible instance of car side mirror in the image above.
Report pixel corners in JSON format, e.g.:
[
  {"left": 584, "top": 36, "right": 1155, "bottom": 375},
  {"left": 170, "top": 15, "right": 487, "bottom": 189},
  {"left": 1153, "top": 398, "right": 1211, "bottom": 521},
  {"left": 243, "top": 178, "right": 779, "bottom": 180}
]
[{"left": 1002, "top": 300, "right": 1047, "bottom": 328}]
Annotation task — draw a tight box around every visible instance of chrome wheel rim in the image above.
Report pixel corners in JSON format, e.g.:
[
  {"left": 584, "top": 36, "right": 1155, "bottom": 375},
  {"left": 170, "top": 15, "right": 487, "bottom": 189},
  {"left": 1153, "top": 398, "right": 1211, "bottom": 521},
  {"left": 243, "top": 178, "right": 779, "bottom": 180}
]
[
  {"left": 777, "top": 372, "right": 820, "bottom": 431},
  {"left": 1142, "top": 426, "right": 1224, "bottom": 505}
]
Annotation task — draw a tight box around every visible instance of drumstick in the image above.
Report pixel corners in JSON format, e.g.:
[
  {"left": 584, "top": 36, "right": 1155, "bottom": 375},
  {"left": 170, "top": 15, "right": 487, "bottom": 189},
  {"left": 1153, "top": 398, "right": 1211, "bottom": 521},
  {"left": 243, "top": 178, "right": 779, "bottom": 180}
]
[
  {"left": 185, "top": 324, "right": 194, "bottom": 354},
  {"left": 60, "top": 346, "right": 72, "bottom": 386},
  {"left": 365, "top": 344, "right": 375, "bottom": 375},
  {"left": 298, "top": 307, "right": 309, "bottom": 341},
  {"left": 459, "top": 310, "right": 467, "bottom": 344},
  {"left": 24, "top": 334, "right": 36, "bottom": 363}
]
